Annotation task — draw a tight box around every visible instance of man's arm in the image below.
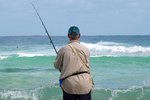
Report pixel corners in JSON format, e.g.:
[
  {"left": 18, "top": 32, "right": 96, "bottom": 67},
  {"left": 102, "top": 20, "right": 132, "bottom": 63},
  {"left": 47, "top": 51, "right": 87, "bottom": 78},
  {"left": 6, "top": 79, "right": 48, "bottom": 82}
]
[{"left": 54, "top": 48, "right": 64, "bottom": 71}]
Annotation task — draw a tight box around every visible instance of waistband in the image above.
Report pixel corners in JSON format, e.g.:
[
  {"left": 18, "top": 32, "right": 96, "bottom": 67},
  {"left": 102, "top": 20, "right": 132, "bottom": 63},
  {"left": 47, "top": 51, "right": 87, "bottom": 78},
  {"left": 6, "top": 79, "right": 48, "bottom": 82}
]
[{"left": 62, "top": 71, "right": 89, "bottom": 81}]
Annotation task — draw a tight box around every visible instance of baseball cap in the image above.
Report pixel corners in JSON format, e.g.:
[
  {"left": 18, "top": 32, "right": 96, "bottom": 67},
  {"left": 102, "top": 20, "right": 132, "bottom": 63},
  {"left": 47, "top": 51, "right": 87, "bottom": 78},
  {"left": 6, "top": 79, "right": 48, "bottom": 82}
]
[{"left": 68, "top": 26, "right": 80, "bottom": 35}]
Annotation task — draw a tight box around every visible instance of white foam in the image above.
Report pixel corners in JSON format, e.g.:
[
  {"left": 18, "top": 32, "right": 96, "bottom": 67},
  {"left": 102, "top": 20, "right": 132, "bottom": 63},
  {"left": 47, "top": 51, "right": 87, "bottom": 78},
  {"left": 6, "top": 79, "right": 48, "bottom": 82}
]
[
  {"left": 0, "top": 90, "right": 38, "bottom": 100},
  {"left": 110, "top": 86, "right": 144, "bottom": 99},
  {"left": 0, "top": 56, "right": 8, "bottom": 60},
  {"left": 1, "top": 41, "right": 150, "bottom": 57},
  {"left": 17, "top": 53, "right": 45, "bottom": 57},
  {"left": 143, "top": 79, "right": 150, "bottom": 87},
  {"left": 96, "top": 86, "right": 144, "bottom": 100},
  {"left": 81, "top": 41, "right": 150, "bottom": 57}
]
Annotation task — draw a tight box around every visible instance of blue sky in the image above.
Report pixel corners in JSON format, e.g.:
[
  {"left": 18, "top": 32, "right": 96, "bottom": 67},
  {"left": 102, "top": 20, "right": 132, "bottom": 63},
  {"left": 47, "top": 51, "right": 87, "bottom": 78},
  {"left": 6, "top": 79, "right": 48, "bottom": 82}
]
[{"left": 0, "top": 0, "right": 150, "bottom": 36}]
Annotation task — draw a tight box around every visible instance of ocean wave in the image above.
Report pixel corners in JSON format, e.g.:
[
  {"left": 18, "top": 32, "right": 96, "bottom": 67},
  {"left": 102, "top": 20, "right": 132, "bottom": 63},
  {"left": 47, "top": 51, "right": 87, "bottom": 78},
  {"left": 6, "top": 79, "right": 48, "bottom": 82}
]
[
  {"left": 17, "top": 53, "right": 45, "bottom": 57},
  {"left": 0, "top": 56, "right": 9, "bottom": 60},
  {"left": 1, "top": 85, "right": 150, "bottom": 100},
  {"left": 81, "top": 41, "right": 150, "bottom": 57},
  {"left": 0, "top": 68, "right": 56, "bottom": 73},
  {"left": 143, "top": 79, "right": 150, "bottom": 87},
  {"left": 0, "top": 89, "right": 38, "bottom": 100},
  {"left": 15, "top": 50, "right": 56, "bottom": 57},
  {"left": 93, "top": 85, "right": 150, "bottom": 100},
  {"left": 1, "top": 41, "right": 150, "bottom": 58},
  {"left": 0, "top": 51, "right": 55, "bottom": 59},
  {"left": 0, "top": 85, "right": 61, "bottom": 100}
]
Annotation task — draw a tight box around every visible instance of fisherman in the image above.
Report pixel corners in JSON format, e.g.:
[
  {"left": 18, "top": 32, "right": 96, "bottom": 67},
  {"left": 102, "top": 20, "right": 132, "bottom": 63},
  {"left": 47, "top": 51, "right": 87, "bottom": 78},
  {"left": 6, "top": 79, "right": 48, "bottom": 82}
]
[{"left": 54, "top": 26, "right": 93, "bottom": 100}]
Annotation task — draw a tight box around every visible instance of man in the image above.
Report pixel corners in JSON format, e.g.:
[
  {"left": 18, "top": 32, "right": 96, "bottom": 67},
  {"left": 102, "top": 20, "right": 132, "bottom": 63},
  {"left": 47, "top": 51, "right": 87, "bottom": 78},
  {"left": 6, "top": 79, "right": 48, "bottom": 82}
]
[{"left": 54, "top": 26, "right": 93, "bottom": 100}]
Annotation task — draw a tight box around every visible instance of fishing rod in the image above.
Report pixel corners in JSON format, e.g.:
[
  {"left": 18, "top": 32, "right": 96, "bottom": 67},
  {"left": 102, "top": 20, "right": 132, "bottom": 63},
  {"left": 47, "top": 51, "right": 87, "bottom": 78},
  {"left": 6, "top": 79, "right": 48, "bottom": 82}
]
[{"left": 31, "top": 3, "right": 58, "bottom": 54}]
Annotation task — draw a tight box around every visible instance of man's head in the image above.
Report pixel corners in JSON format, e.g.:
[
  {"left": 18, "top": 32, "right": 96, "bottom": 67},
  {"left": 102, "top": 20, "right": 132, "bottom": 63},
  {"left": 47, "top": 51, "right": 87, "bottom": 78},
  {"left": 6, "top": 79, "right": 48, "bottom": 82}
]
[{"left": 68, "top": 26, "right": 80, "bottom": 40}]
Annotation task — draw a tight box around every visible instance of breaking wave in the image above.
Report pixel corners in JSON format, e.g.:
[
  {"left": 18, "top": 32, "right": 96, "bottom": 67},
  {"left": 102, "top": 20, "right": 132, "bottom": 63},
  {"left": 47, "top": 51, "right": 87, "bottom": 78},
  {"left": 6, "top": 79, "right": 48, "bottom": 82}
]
[
  {"left": 1, "top": 84, "right": 150, "bottom": 100},
  {"left": 0, "top": 56, "right": 8, "bottom": 60},
  {"left": 1, "top": 41, "right": 150, "bottom": 59},
  {"left": 81, "top": 41, "right": 150, "bottom": 57}
]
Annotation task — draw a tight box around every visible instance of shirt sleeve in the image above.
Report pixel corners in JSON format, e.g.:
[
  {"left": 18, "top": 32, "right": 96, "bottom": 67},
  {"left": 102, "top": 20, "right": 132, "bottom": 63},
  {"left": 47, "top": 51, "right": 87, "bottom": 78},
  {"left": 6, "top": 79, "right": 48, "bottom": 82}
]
[{"left": 54, "top": 48, "right": 64, "bottom": 71}]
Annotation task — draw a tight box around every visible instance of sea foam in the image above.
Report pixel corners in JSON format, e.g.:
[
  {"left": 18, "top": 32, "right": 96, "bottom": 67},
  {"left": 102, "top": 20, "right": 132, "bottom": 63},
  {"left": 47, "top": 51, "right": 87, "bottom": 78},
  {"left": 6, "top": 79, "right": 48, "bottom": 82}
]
[
  {"left": 0, "top": 90, "right": 38, "bottom": 100},
  {"left": 1, "top": 41, "right": 150, "bottom": 58},
  {"left": 17, "top": 53, "right": 45, "bottom": 57},
  {"left": 0, "top": 56, "right": 8, "bottom": 60},
  {"left": 81, "top": 41, "right": 150, "bottom": 57}
]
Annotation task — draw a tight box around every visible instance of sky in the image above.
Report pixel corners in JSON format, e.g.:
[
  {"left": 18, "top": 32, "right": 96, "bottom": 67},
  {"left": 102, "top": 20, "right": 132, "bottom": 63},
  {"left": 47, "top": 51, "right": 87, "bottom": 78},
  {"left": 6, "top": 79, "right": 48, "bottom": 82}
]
[{"left": 0, "top": 0, "right": 150, "bottom": 36}]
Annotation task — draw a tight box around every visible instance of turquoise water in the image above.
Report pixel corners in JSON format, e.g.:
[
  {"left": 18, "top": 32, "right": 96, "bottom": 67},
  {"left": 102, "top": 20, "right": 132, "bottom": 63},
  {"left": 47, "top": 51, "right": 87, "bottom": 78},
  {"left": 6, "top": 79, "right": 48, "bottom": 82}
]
[{"left": 0, "top": 35, "right": 150, "bottom": 100}]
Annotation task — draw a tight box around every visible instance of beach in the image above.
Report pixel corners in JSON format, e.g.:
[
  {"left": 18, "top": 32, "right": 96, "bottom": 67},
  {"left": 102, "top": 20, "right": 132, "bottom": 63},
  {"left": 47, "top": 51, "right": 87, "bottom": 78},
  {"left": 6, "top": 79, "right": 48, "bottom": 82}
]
[{"left": 0, "top": 35, "right": 150, "bottom": 100}]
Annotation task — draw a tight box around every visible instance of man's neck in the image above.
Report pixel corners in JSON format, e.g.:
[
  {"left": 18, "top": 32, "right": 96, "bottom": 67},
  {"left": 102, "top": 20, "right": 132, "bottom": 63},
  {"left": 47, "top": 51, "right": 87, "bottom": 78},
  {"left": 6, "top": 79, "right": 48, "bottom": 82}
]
[{"left": 69, "top": 40, "right": 80, "bottom": 43}]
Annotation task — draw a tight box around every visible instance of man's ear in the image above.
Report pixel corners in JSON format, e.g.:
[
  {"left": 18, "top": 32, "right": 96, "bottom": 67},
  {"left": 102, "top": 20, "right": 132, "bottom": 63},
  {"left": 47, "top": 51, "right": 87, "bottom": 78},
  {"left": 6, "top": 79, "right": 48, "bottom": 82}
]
[
  {"left": 78, "top": 34, "right": 80, "bottom": 38},
  {"left": 68, "top": 34, "right": 71, "bottom": 39}
]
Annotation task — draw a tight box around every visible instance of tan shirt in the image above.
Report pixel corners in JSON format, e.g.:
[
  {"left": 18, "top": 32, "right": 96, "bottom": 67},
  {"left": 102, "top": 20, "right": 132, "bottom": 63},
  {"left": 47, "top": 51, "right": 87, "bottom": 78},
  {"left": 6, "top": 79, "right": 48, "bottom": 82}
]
[{"left": 54, "top": 40, "right": 93, "bottom": 94}]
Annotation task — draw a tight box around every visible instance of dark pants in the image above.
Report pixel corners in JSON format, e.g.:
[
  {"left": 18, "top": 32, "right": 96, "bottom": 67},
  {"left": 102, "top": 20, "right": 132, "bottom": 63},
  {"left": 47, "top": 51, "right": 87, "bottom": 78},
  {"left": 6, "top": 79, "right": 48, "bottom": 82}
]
[{"left": 63, "top": 91, "right": 91, "bottom": 100}]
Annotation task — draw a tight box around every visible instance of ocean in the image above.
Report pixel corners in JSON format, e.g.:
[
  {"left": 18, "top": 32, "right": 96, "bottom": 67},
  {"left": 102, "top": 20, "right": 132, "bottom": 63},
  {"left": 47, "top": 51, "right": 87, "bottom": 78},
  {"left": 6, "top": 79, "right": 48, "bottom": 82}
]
[{"left": 0, "top": 35, "right": 150, "bottom": 100}]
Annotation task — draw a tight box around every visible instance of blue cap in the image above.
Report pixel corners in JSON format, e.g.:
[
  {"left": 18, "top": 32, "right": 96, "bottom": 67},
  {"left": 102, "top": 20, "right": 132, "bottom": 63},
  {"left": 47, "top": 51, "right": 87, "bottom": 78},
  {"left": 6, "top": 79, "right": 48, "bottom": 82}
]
[{"left": 68, "top": 26, "right": 80, "bottom": 35}]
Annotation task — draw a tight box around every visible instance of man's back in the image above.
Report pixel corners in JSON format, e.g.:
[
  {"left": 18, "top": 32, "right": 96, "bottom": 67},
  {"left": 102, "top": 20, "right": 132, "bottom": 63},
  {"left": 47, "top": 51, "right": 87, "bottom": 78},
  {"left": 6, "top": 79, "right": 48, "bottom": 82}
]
[
  {"left": 54, "top": 26, "right": 92, "bottom": 100},
  {"left": 55, "top": 40, "right": 92, "bottom": 94}
]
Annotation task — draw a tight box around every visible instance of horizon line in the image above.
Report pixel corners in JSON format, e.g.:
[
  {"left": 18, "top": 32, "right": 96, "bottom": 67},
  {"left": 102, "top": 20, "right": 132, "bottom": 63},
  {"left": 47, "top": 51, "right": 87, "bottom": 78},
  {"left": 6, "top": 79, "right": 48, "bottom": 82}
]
[{"left": 0, "top": 34, "right": 150, "bottom": 37}]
